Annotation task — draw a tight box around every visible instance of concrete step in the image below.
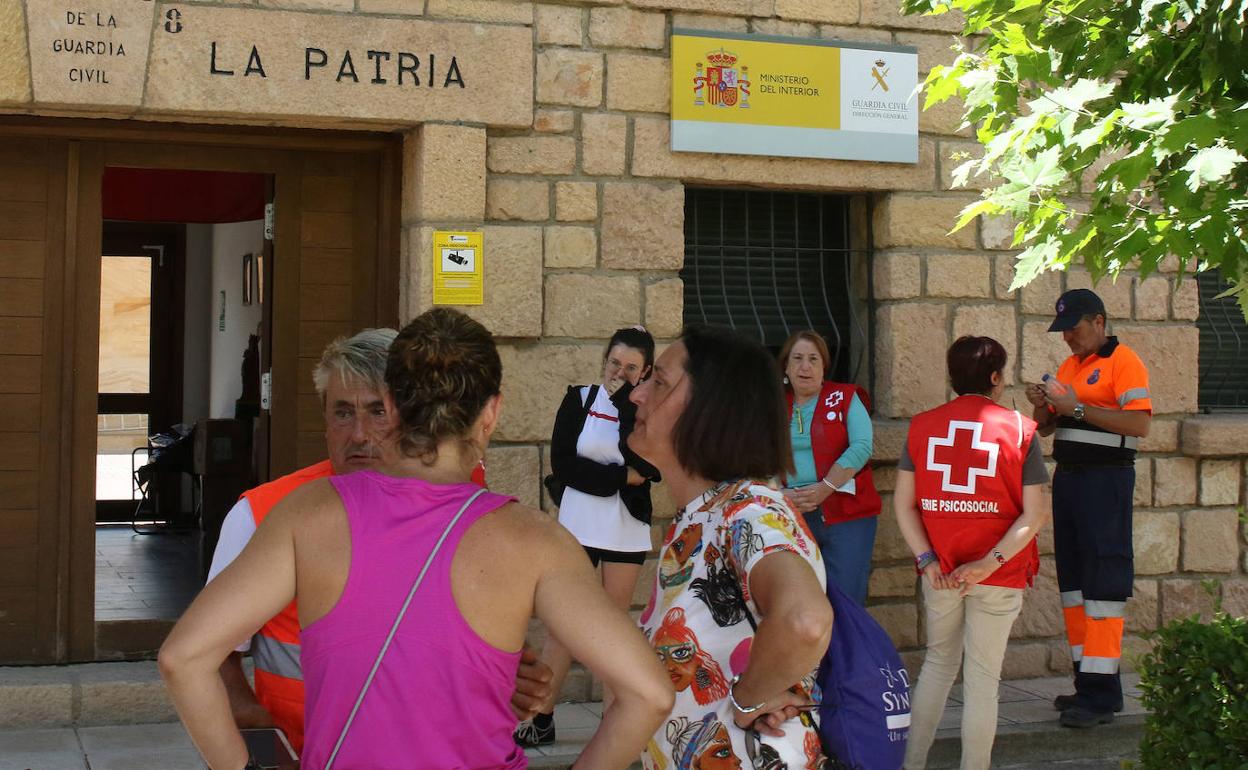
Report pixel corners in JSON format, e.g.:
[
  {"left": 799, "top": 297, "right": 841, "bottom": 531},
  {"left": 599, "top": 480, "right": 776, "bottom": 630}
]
[
  {"left": 0, "top": 664, "right": 1144, "bottom": 767},
  {"left": 506, "top": 697, "right": 1143, "bottom": 769},
  {"left": 523, "top": 720, "right": 1143, "bottom": 770},
  {"left": 928, "top": 715, "right": 1143, "bottom": 768},
  {"left": 0, "top": 719, "right": 1139, "bottom": 770},
  {"left": 0, "top": 662, "right": 175, "bottom": 730}
]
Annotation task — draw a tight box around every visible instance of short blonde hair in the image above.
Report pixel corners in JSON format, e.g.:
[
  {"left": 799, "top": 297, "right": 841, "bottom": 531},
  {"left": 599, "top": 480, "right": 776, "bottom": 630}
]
[{"left": 312, "top": 328, "right": 398, "bottom": 404}]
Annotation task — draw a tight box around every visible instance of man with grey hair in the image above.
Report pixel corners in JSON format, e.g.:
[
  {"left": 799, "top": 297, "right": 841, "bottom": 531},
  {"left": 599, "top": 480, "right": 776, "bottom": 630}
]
[{"left": 205, "top": 328, "right": 542, "bottom": 754}]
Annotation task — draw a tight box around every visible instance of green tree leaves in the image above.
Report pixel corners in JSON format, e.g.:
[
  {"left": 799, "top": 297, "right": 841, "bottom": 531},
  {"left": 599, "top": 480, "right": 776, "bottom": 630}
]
[
  {"left": 1038, "top": 79, "right": 1115, "bottom": 117},
  {"left": 1120, "top": 95, "right": 1179, "bottom": 132},
  {"left": 903, "top": 0, "right": 1248, "bottom": 319},
  {"left": 1183, "top": 146, "right": 1246, "bottom": 191}
]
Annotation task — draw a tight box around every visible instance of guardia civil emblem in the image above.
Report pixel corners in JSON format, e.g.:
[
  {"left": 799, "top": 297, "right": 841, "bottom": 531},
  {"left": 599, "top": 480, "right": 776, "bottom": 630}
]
[{"left": 693, "top": 48, "right": 751, "bottom": 109}]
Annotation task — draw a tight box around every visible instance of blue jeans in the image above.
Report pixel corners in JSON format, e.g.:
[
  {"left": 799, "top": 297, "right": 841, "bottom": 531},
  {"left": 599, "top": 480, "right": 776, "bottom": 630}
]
[{"left": 802, "top": 511, "right": 878, "bottom": 606}]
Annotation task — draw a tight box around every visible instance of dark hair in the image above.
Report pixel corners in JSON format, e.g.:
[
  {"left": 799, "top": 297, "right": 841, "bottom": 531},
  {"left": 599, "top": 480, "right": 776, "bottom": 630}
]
[
  {"left": 777, "top": 330, "right": 831, "bottom": 391},
  {"left": 605, "top": 326, "right": 656, "bottom": 373},
  {"left": 947, "top": 335, "right": 1007, "bottom": 396},
  {"left": 672, "top": 325, "right": 794, "bottom": 481},
  {"left": 386, "top": 308, "right": 502, "bottom": 463}
]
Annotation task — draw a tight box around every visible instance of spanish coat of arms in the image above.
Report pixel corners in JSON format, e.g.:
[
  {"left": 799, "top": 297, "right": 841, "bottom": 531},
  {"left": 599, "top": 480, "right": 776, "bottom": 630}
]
[{"left": 693, "top": 48, "right": 751, "bottom": 108}]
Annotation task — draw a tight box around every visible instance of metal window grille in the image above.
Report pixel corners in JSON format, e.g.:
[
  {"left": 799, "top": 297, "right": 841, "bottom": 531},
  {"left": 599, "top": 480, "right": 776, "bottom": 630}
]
[
  {"left": 681, "top": 188, "right": 872, "bottom": 386},
  {"left": 1197, "top": 270, "right": 1248, "bottom": 412}
]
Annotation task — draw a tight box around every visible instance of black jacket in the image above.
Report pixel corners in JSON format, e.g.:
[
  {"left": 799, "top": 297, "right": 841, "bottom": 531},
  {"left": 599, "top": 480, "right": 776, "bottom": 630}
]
[{"left": 549, "top": 382, "right": 660, "bottom": 525}]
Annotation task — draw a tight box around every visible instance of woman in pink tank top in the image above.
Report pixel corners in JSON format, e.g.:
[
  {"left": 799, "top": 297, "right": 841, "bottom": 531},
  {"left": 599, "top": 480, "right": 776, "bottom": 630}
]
[{"left": 161, "top": 308, "right": 674, "bottom": 770}]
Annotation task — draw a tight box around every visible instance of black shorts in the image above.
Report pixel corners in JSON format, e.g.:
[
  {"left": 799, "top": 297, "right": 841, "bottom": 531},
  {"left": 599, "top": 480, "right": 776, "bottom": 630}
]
[{"left": 583, "top": 545, "right": 647, "bottom": 566}]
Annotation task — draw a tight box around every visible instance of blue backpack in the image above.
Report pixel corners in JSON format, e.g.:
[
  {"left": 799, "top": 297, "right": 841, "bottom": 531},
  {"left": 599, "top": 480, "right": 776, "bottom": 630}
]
[{"left": 816, "top": 581, "right": 911, "bottom": 770}]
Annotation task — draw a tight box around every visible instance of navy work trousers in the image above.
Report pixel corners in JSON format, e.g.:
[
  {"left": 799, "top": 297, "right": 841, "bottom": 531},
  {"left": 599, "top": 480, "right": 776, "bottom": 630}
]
[{"left": 1053, "top": 464, "right": 1135, "bottom": 712}]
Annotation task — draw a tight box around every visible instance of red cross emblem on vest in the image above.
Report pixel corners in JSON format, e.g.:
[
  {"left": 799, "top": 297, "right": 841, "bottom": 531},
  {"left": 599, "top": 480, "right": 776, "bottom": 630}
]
[{"left": 926, "top": 420, "right": 999, "bottom": 494}]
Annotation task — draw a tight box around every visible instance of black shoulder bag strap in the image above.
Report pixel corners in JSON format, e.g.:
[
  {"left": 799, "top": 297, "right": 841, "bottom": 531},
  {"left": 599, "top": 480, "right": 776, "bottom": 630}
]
[{"left": 580, "top": 384, "right": 600, "bottom": 423}]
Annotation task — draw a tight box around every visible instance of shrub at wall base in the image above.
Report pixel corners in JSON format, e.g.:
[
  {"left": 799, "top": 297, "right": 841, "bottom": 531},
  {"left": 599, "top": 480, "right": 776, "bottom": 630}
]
[{"left": 1135, "top": 585, "right": 1248, "bottom": 769}]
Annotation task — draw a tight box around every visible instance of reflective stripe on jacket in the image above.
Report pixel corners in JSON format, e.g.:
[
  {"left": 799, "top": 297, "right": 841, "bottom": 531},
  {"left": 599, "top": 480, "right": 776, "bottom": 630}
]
[{"left": 242, "top": 459, "right": 335, "bottom": 752}]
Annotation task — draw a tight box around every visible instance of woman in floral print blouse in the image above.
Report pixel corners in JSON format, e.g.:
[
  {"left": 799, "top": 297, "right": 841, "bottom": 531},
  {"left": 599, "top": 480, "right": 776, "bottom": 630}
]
[{"left": 627, "top": 325, "right": 834, "bottom": 770}]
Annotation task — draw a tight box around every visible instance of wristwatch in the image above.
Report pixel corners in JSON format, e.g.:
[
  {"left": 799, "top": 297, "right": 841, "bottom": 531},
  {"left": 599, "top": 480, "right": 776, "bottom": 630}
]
[{"left": 1072, "top": 402, "right": 1085, "bottom": 422}]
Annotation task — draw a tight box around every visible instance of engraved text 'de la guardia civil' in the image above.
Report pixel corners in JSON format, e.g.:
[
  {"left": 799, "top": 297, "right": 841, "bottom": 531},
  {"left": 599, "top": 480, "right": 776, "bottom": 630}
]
[{"left": 57, "top": 10, "right": 124, "bottom": 86}]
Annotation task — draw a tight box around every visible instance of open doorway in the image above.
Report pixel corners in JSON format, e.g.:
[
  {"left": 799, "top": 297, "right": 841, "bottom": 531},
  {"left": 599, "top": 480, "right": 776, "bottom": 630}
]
[
  {"left": 0, "top": 118, "right": 398, "bottom": 663},
  {"left": 94, "top": 168, "right": 270, "bottom": 637}
]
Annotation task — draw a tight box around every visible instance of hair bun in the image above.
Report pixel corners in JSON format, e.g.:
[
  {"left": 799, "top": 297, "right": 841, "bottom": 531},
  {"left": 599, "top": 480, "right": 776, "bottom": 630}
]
[{"left": 385, "top": 308, "right": 502, "bottom": 462}]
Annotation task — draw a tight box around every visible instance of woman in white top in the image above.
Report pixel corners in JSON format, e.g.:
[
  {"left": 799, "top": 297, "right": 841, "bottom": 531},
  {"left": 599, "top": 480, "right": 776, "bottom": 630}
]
[{"left": 516, "top": 326, "right": 660, "bottom": 748}]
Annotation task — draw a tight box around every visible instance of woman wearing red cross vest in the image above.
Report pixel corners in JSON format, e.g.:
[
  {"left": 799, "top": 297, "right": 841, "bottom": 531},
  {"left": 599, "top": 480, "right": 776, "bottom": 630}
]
[
  {"left": 894, "top": 336, "right": 1051, "bottom": 770},
  {"left": 779, "top": 330, "right": 881, "bottom": 606}
]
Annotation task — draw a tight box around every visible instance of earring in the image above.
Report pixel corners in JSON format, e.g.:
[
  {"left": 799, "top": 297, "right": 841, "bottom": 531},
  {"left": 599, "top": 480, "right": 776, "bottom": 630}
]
[{"left": 783, "top": 376, "right": 789, "bottom": 385}]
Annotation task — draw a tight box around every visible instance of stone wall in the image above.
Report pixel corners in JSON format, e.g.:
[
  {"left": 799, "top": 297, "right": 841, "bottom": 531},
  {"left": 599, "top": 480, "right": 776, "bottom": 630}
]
[
  {"left": 397, "top": 0, "right": 1248, "bottom": 688},
  {"left": 869, "top": 241, "right": 1248, "bottom": 676},
  {"left": 5, "top": 0, "right": 1246, "bottom": 691}
]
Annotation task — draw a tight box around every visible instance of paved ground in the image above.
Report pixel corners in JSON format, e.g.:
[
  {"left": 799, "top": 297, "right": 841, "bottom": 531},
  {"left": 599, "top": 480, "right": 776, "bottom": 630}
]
[
  {"left": 0, "top": 675, "right": 1143, "bottom": 769},
  {"left": 997, "top": 762, "right": 1129, "bottom": 769},
  {"left": 95, "top": 526, "right": 201, "bottom": 621}
]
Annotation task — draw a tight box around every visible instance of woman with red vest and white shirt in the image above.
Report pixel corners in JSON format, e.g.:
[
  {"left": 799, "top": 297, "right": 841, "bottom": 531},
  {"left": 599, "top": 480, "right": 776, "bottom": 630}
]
[
  {"left": 779, "top": 330, "right": 881, "bottom": 606},
  {"left": 895, "top": 336, "right": 1051, "bottom": 770}
]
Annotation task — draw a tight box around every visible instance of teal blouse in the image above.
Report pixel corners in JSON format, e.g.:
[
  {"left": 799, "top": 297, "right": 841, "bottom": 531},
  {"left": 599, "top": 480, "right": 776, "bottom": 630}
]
[{"left": 788, "top": 392, "right": 872, "bottom": 487}]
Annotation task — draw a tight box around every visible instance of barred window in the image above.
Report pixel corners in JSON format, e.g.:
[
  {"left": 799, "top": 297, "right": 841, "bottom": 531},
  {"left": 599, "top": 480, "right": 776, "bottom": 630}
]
[
  {"left": 681, "top": 188, "right": 873, "bottom": 385},
  {"left": 1197, "top": 270, "right": 1248, "bottom": 412}
]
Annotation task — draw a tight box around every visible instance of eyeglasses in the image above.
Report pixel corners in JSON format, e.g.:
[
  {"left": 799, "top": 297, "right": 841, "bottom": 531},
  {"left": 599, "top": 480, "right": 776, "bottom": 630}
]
[{"left": 654, "top": 642, "right": 695, "bottom": 664}]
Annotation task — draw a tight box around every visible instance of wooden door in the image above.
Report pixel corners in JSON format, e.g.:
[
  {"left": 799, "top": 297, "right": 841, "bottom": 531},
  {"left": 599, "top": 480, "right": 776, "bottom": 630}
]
[
  {"left": 0, "top": 118, "right": 399, "bottom": 662},
  {"left": 0, "top": 137, "right": 68, "bottom": 662},
  {"left": 290, "top": 150, "right": 384, "bottom": 471}
]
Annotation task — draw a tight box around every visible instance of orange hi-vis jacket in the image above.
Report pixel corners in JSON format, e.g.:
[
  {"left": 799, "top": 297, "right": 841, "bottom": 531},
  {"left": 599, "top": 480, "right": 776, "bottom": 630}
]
[
  {"left": 243, "top": 460, "right": 335, "bottom": 753},
  {"left": 241, "top": 459, "right": 489, "bottom": 752}
]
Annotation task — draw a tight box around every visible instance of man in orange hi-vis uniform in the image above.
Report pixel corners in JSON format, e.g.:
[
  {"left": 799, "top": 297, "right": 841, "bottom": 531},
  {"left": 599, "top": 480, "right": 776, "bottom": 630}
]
[
  {"left": 205, "top": 328, "right": 528, "bottom": 754},
  {"left": 1026, "top": 289, "right": 1151, "bottom": 730}
]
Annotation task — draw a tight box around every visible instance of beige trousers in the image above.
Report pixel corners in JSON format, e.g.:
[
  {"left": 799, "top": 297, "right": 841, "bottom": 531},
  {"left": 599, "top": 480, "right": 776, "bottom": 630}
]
[{"left": 903, "top": 581, "right": 1024, "bottom": 770}]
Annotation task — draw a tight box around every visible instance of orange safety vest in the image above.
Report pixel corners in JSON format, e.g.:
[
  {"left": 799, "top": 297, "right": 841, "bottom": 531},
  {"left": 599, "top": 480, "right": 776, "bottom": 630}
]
[
  {"left": 243, "top": 460, "right": 335, "bottom": 753},
  {"left": 241, "top": 458, "right": 489, "bottom": 752}
]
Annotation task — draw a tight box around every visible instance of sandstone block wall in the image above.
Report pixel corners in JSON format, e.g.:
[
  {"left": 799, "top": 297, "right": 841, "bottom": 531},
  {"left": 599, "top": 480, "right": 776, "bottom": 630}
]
[
  {"left": 5, "top": 0, "right": 1245, "bottom": 690},
  {"left": 400, "top": 0, "right": 1246, "bottom": 687},
  {"left": 871, "top": 252, "right": 1248, "bottom": 677}
]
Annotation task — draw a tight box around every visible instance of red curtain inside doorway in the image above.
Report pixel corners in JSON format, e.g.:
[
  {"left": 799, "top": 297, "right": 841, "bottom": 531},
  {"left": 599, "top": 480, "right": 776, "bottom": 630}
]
[{"left": 102, "top": 167, "right": 266, "bottom": 223}]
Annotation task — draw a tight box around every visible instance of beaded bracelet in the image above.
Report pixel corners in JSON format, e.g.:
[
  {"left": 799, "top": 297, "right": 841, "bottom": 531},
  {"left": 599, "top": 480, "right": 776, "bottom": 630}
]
[{"left": 915, "top": 550, "right": 938, "bottom": 572}]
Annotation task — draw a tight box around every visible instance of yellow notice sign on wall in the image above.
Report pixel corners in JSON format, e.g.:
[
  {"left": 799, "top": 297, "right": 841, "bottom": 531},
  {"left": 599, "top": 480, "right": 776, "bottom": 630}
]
[
  {"left": 432, "top": 231, "right": 483, "bottom": 305},
  {"left": 671, "top": 30, "right": 918, "bottom": 163}
]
